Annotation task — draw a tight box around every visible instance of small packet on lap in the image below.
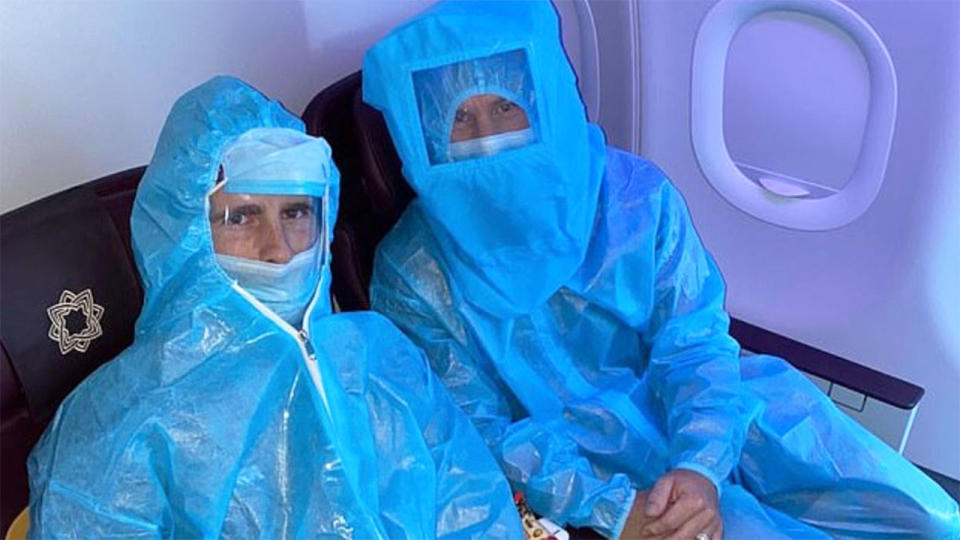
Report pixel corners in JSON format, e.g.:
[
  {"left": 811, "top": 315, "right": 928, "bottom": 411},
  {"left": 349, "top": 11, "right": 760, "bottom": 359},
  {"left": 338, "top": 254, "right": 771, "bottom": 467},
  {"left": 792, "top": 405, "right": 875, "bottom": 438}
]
[{"left": 514, "top": 492, "right": 569, "bottom": 540}]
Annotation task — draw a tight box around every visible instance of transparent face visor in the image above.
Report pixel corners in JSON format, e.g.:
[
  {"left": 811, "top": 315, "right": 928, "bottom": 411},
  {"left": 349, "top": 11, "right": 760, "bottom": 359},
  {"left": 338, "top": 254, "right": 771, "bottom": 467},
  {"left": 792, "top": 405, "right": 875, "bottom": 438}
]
[
  {"left": 413, "top": 48, "right": 540, "bottom": 164},
  {"left": 209, "top": 178, "right": 325, "bottom": 325}
]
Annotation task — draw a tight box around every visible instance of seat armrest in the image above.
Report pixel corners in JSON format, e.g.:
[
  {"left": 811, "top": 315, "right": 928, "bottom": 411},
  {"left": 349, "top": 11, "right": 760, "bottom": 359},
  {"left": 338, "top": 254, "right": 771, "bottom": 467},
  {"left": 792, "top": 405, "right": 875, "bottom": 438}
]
[{"left": 730, "top": 317, "right": 923, "bottom": 410}]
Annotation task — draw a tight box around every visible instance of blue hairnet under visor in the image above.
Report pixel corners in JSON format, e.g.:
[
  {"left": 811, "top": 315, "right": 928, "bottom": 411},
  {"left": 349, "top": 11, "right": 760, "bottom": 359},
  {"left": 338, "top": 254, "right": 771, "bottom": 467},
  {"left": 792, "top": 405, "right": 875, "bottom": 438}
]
[
  {"left": 222, "top": 127, "right": 335, "bottom": 197},
  {"left": 223, "top": 178, "right": 331, "bottom": 198}
]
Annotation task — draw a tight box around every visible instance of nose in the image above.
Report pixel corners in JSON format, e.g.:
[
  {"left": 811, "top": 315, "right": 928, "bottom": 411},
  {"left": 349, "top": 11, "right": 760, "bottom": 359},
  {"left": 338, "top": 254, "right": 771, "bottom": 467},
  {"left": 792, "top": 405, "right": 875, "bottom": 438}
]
[
  {"left": 257, "top": 220, "right": 294, "bottom": 264},
  {"left": 474, "top": 112, "right": 499, "bottom": 139}
]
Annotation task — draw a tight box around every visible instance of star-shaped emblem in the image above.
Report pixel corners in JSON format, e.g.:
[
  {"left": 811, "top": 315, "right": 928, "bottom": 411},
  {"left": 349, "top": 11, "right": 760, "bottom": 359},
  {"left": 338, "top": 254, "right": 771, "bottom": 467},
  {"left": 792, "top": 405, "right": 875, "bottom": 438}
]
[{"left": 46, "top": 288, "right": 105, "bottom": 355}]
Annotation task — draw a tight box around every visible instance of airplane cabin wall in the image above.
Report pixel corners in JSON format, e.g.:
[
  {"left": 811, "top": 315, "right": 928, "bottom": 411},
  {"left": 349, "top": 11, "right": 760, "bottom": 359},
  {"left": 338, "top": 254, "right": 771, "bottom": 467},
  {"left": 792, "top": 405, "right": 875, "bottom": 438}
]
[
  {"left": 0, "top": 0, "right": 436, "bottom": 213},
  {"left": 627, "top": 0, "right": 960, "bottom": 477}
]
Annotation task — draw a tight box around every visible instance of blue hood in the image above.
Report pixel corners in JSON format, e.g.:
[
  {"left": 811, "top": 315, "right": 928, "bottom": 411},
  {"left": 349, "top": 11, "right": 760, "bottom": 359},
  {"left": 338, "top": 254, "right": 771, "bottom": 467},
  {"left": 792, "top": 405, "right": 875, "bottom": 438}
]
[
  {"left": 132, "top": 76, "right": 339, "bottom": 330},
  {"left": 364, "top": 0, "right": 606, "bottom": 317}
]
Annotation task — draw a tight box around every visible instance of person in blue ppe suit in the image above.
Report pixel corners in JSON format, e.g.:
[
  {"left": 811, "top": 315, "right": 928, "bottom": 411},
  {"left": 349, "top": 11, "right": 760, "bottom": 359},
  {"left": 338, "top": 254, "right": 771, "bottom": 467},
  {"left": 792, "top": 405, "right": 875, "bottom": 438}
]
[
  {"left": 26, "top": 76, "right": 524, "bottom": 540},
  {"left": 362, "top": 2, "right": 960, "bottom": 539}
]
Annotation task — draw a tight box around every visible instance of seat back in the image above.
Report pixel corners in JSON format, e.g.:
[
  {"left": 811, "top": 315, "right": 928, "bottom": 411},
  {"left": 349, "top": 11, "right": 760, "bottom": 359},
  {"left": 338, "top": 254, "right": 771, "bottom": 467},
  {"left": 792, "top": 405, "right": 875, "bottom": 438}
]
[
  {"left": 302, "top": 71, "right": 414, "bottom": 311},
  {"left": 0, "top": 167, "right": 145, "bottom": 532}
]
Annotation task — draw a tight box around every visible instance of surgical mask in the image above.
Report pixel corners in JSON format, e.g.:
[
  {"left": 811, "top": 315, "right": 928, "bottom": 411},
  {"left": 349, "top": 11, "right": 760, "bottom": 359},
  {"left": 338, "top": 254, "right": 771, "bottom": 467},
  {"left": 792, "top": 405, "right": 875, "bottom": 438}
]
[
  {"left": 447, "top": 127, "right": 535, "bottom": 161},
  {"left": 217, "top": 242, "right": 321, "bottom": 326}
]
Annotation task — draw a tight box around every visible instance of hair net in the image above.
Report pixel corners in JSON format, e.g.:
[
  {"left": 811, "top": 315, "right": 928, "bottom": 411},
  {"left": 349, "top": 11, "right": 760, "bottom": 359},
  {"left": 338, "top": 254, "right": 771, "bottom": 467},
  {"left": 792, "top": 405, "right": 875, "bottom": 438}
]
[{"left": 222, "top": 127, "right": 335, "bottom": 197}]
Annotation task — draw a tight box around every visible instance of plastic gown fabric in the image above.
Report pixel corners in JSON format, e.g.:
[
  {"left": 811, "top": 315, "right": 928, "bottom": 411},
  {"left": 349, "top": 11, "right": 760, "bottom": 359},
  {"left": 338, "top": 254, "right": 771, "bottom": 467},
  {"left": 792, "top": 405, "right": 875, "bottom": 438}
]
[
  {"left": 363, "top": 1, "right": 960, "bottom": 539},
  {"left": 27, "top": 77, "right": 523, "bottom": 540}
]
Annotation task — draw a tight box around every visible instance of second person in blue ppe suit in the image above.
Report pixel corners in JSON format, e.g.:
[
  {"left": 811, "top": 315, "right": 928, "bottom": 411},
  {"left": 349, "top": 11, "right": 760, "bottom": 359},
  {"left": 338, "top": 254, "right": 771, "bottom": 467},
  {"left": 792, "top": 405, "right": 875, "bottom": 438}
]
[
  {"left": 27, "top": 76, "right": 524, "bottom": 539},
  {"left": 362, "top": 2, "right": 960, "bottom": 539}
]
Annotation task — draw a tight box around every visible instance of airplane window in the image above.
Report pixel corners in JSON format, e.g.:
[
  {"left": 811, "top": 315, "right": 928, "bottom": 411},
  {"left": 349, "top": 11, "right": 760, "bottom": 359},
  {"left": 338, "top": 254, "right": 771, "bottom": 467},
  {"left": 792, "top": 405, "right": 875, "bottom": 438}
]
[
  {"left": 723, "top": 12, "right": 869, "bottom": 199},
  {"left": 690, "top": 0, "right": 897, "bottom": 231}
]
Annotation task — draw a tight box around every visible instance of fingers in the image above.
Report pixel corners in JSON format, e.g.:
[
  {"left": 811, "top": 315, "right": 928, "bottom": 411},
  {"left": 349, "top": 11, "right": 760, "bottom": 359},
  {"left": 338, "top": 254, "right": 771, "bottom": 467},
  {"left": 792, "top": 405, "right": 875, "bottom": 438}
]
[
  {"left": 643, "top": 489, "right": 707, "bottom": 536},
  {"left": 705, "top": 518, "right": 723, "bottom": 540},
  {"left": 621, "top": 495, "right": 652, "bottom": 539},
  {"left": 645, "top": 474, "right": 675, "bottom": 518},
  {"left": 662, "top": 504, "right": 716, "bottom": 540}
]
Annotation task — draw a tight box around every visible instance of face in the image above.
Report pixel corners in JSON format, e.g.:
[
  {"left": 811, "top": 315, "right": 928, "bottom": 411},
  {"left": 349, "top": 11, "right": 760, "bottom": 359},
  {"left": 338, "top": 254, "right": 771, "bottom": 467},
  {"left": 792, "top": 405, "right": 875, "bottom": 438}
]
[
  {"left": 450, "top": 94, "right": 531, "bottom": 142},
  {"left": 209, "top": 190, "right": 318, "bottom": 264}
]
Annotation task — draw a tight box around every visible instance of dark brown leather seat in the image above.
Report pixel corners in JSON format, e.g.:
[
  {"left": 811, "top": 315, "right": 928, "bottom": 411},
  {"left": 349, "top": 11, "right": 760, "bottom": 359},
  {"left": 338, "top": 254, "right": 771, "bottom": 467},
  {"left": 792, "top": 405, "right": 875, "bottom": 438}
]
[
  {"left": 0, "top": 167, "right": 146, "bottom": 532},
  {"left": 303, "top": 71, "right": 414, "bottom": 312}
]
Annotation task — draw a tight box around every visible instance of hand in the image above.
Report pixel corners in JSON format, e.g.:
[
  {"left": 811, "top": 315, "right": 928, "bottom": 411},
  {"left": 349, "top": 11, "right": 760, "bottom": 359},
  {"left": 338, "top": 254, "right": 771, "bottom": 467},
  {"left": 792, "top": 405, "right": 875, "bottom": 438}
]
[
  {"left": 620, "top": 491, "right": 669, "bottom": 540},
  {"left": 642, "top": 469, "right": 723, "bottom": 540}
]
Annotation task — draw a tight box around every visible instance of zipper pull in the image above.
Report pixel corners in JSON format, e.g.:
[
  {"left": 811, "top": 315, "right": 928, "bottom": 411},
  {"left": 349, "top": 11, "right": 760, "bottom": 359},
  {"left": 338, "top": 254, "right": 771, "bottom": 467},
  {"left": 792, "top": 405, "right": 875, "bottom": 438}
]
[{"left": 298, "top": 328, "right": 317, "bottom": 362}]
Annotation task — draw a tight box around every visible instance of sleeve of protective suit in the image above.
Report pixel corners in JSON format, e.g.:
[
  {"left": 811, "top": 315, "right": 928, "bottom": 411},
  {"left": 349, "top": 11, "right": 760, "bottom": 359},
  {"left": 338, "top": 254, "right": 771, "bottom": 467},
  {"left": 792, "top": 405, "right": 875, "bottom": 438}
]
[
  {"left": 29, "top": 483, "right": 164, "bottom": 540},
  {"left": 27, "top": 395, "right": 168, "bottom": 540},
  {"left": 642, "top": 182, "right": 745, "bottom": 493},
  {"left": 371, "top": 252, "right": 636, "bottom": 540},
  {"left": 410, "top": 348, "right": 525, "bottom": 540}
]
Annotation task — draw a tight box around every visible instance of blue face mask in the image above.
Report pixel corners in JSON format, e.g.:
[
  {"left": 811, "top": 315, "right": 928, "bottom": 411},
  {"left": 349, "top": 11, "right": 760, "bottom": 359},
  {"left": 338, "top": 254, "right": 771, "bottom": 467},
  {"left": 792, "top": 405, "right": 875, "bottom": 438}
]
[
  {"left": 447, "top": 127, "right": 535, "bottom": 161},
  {"left": 216, "top": 242, "right": 321, "bottom": 326}
]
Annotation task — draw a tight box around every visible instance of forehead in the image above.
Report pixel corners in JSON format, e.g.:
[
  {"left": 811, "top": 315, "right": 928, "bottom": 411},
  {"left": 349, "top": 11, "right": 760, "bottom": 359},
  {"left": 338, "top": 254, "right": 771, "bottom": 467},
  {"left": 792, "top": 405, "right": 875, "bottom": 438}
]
[
  {"left": 457, "top": 94, "right": 509, "bottom": 110},
  {"left": 209, "top": 190, "right": 310, "bottom": 209}
]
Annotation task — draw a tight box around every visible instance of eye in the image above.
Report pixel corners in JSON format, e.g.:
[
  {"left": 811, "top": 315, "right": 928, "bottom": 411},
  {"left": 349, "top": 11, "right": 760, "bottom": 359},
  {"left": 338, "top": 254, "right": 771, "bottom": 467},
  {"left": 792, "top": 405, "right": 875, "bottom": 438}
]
[
  {"left": 225, "top": 211, "right": 251, "bottom": 226},
  {"left": 220, "top": 205, "right": 262, "bottom": 227},
  {"left": 454, "top": 108, "right": 473, "bottom": 125},
  {"left": 494, "top": 101, "right": 524, "bottom": 119},
  {"left": 281, "top": 203, "right": 313, "bottom": 221}
]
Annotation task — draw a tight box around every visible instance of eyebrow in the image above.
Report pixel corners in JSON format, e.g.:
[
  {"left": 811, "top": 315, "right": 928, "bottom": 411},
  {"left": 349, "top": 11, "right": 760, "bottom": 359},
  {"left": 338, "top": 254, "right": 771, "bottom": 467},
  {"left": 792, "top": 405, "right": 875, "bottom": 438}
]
[
  {"left": 282, "top": 200, "right": 313, "bottom": 208},
  {"left": 231, "top": 204, "right": 263, "bottom": 215},
  {"left": 280, "top": 201, "right": 313, "bottom": 213}
]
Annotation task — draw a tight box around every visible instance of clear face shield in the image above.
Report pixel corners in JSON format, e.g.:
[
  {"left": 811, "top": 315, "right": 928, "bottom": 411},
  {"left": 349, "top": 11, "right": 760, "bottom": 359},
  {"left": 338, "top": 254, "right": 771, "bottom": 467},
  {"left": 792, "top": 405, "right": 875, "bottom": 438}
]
[
  {"left": 413, "top": 48, "right": 540, "bottom": 164},
  {"left": 209, "top": 128, "right": 331, "bottom": 327}
]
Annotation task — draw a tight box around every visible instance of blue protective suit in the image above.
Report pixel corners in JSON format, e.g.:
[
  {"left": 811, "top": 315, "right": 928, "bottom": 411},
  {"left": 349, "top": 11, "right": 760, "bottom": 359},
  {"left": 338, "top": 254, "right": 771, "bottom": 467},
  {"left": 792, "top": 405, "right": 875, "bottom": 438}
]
[
  {"left": 362, "top": 1, "right": 960, "bottom": 539},
  {"left": 27, "top": 77, "right": 523, "bottom": 540}
]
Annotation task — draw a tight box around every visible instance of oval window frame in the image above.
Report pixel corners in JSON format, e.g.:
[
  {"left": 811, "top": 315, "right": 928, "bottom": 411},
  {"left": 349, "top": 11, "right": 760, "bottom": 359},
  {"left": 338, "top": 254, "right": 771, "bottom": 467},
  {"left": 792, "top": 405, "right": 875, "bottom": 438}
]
[{"left": 691, "top": 0, "right": 897, "bottom": 231}]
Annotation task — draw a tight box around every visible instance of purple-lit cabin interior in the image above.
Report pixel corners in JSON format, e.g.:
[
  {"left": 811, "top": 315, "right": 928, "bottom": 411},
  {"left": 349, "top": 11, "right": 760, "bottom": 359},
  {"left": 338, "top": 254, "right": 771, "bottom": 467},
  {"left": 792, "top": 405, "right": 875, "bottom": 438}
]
[{"left": 1, "top": 0, "right": 957, "bottom": 536}]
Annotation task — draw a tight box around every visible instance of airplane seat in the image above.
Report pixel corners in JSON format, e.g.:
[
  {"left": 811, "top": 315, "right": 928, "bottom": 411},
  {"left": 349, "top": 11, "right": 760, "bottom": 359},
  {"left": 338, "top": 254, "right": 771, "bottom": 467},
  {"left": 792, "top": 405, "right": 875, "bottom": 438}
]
[
  {"left": 302, "top": 71, "right": 414, "bottom": 311},
  {"left": 301, "top": 72, "right": 927, "bottom": 459},
  {"left": 0, "top": 167, "right": 146, "bottom": 534}
]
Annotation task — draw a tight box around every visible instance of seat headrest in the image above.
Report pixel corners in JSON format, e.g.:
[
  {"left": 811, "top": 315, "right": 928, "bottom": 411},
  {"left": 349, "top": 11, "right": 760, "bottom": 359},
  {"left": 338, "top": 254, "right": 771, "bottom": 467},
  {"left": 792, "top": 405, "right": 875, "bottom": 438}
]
[
  {"left": 352, "top": 87, "right": 412, "bottom": 222},
  {"left": 0, "top": 171, "right": 143, "bottom": 422},
  {"left": 302, "top": 71, "right": 415, "bottom": 312}
]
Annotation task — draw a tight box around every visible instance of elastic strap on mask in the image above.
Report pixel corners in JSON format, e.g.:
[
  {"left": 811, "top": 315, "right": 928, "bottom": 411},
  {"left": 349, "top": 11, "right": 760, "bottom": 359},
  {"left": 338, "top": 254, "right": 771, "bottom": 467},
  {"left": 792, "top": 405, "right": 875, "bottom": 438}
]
[{"left": 447, "top": 127, "right": 535, "bottom": 161}]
